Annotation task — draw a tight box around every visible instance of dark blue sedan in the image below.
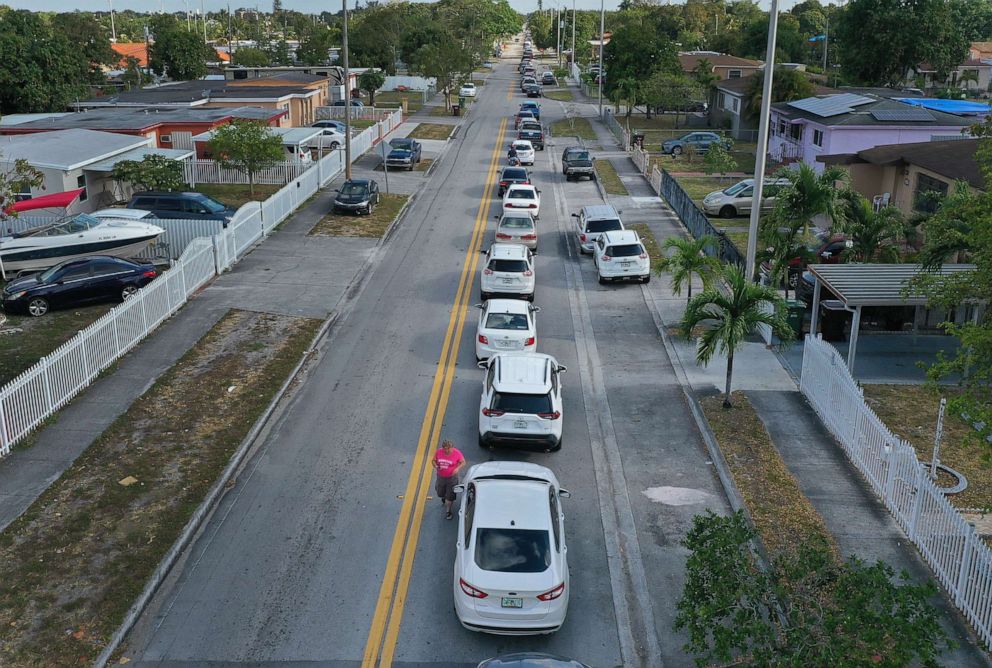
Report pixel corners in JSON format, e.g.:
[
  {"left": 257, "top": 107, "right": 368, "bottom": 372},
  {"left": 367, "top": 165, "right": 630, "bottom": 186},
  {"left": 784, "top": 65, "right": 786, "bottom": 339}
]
[
  {"left": 385, "top": 137, "right": 423, "bottom": 170},
  {"left": 1, "top": 256, "right": 158, "bottom": 317}
]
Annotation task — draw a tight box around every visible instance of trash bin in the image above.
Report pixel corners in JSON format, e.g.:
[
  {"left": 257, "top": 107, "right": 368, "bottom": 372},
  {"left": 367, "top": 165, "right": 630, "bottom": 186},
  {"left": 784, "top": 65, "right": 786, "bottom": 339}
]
[
  {"left": 631, "top": 132, "right": 645, "bottom": 149},
  {"left": 784, "top": 299, "right": 806, "bottom": 338},
  {"left": 452, "top": 104, "right": 461, "bottom": 117},
  {"left": 819, "top": 300, "right": 850, "bottom": 342},
  {"left": 459, "top": 96, "right": 466, "bottom": 108}
]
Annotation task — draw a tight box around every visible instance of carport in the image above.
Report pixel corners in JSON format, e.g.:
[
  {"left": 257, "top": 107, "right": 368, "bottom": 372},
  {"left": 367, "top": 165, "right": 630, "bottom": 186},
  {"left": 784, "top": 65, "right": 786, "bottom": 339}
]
[{"left": 808, "top": 263, "right": 979, "bottom": 371}]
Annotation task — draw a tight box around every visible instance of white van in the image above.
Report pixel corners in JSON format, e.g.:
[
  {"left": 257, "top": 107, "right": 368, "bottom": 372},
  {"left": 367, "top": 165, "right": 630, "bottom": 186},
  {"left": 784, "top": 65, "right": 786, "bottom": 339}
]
[{"left": 702, "top": 178, "right": 791, "bottom": 218}]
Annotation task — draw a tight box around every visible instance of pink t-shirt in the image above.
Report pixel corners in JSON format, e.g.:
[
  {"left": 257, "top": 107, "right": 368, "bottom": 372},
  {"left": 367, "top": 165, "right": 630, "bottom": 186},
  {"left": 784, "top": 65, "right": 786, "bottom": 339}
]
[{"left": 435, "top": 447, "right": 465, "bottom": 478}]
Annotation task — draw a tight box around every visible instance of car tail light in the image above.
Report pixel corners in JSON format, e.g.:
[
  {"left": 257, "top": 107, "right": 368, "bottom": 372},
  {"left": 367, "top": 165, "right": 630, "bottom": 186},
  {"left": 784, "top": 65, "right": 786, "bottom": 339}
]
[
  {"left": 499, "top": 180, "right": 508, "bottom": 187},
  {"left": 527, "top": 204, "right": 536, "bottom": 209},
  {"left": 142, "top": 270, "right": 157, "bottom": 278},
  {"left": 537, "top": 411, "right": 561, "bottom": 420},
  {"left": 523, "top": 270, "right": 533, "bottom": 276},
  {"left": 496, "top": 233, "right": 511, "bottom": 240},
  {"left": 483, "top": 268, "right": 493, "bottom": 275},
  {"left": 639, "top": 253, "right": 648, "bottom": 260},
  {"left": 482, "top": 408, "right": 505, "bottom": 417},
  {"left": 579, "top": 234, "right": 587, "bottom": 242},
  {"left": 478, "top": 334, "right": 489, "bottom": 344},
  {"left": 537, "top": 582, "right": 565, "bottom": 600},
  {"left": 602, "top": 255, "right": 611, "bottom": 262},
  {"left": 459, "top": 578, "right": 489, "bottom": 599},
  {"left": 524, "top": 336, "right": 535, "bottom": 346},
  {"left": 521, "top": 234, "right": 536, "bottom": 240}
]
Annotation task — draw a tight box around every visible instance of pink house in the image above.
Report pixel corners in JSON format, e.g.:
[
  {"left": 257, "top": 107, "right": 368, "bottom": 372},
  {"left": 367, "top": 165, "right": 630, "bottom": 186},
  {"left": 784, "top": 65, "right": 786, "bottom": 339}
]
[{"left": 768, "top": 92, "right": 973, "bottom": 173}]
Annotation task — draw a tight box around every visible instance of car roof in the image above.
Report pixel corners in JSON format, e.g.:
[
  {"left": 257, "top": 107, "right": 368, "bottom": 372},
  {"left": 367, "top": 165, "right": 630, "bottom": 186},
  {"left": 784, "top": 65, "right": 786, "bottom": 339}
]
[
  {"left": 343, "top": 179, "right": 371, "bottom": 185},
  {"left": 492, "top": 352, "right": 554, "bottom": 394},
  {"left": 602, "top": 229, "right": 641, "bottom": 245},
  {"left": 469, "top": 460, "right": 556, "bottom": 484},
  {"left": 489, "top": 242, "right": 529, "bottom": 259},
  {"left": 473, "top": 479, "right": 551, "bottom": 530},
  {"left": 580, "top": 203, "right": 620, "bottom": 220},
  {"left": 502, "top": 166, "right": 527, "bottom": 174},
  {"left": 505, "top": 180, "right": 535, "bottom": 189},
  {"left": 484, "top": 298, "right": 530, "bottom": 314}
]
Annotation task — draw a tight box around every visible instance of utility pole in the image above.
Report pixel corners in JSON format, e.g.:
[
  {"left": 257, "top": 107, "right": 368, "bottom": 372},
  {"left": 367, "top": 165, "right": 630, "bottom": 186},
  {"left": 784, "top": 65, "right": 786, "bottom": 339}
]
[
  {"left": 202, "top": 0, "right": 208, "bottom": 43},
  {"left": 597, "top": 0, "right": 605, "bottom": 119},
  {"left": 744, "top": 0, "right": 780, "bottom": 281},
  {"left": 571, "top": 0, "right": 576, "bottom": 72},
  {"left": 109, "top": 0, "right": 117, "bottom": 41},
  {"left": 823, "top": 15, "right": 829, "bottom": 72},
  {"left": 343, "top": 0, "right": 352, "bottom": 180},
  {"left": 556, "top": 3, "right": 562, "bottom": 69}
]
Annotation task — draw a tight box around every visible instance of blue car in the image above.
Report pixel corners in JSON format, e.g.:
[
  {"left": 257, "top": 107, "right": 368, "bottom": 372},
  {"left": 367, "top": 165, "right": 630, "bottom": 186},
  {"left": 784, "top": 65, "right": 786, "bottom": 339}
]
[
  {"left": 519, "top": 101, "right": 541, "bottom": 121},
  {"left": 385, "top": 137, "right": 423, "bottom": 170}
]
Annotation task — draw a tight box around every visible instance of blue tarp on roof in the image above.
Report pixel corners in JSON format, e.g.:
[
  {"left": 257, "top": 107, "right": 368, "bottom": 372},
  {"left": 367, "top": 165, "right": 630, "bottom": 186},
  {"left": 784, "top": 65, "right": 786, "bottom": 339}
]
[{"left": 895, "top": 98, "right": 992, "bottom": 115}]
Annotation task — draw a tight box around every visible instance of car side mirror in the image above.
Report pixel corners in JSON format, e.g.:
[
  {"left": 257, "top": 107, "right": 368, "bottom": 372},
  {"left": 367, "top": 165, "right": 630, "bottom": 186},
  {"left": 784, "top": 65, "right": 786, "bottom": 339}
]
[
  {"left": 571, "top": 213, "right": 578, "bottom": 218},
  {"left": 557, "top": 365, "right": 567, "bottom": 373},
  {"left": 493, "top": 215, "right": 500, "bottom": 219},
  {"left": 452, "top": 484, "right": 465, "bottom": 493},
  {"left": 474, "top": 303, "right": 484, "bottom": 309},
  {"left": 558, "top": 489, "right": 571, "bottom": 499},
  {"left": 477, "top": 360, "right": 488, "bottom": 369},
  {"left": 529, "top": 305, "right": 541, "bottom": 312}
]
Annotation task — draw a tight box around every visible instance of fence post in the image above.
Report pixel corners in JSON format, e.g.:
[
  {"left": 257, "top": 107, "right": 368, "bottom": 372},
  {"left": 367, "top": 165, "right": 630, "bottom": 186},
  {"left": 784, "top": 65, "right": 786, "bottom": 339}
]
[
  {"left": 80, "top": 331, "right": 90, "bottom": 382},
  {"left": 907, "top": 465, "right": 925, "bottom": 542},
  {"left": 113, "top": 313, "right": 122, "bottom": 354},
  {"left": 140, "top": 294, "right": 149, "bottom": 335},
  {"left": 956, "top": 531, "right": 975, "bottom": 608},
  {"left": 0, "top": 396, "right": 8, "bottom": 455},
  {"left": 41, "top": 355, "right": 54, "bottom": 411},
  {"left": 883, "top": 439, "right": 897, "bottom": 506}
]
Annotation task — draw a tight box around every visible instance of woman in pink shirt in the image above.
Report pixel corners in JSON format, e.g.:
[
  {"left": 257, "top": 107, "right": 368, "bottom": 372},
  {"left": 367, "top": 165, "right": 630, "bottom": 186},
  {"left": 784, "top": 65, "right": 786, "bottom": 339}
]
[{"left": 432, "top": 439, "right": 467, "bottom": 520}]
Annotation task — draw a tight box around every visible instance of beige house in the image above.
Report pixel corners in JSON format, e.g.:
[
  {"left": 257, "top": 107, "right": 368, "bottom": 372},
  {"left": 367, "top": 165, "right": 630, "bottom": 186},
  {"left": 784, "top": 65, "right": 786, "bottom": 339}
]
[
  {"left": 818, "top": 139, "right": 983, "bottom": 217},
  {"left": 679, "top": 51, "right": 763, "bottom": 81}
]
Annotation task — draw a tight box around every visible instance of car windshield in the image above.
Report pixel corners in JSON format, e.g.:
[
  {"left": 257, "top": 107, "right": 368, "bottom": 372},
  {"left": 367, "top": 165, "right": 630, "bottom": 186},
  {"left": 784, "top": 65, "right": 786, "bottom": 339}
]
[
  {"left": 508, "top": 190, "right": 535, "bottom": 200},
  {"left": 608, "top": 244, "right": 644, "bottom": 257},
  {"left": 722, "top": 182, "right": 749, "bottom": 196},
  {"left": 512, "top": 144, "right": 531, "bottom": 152},
  {"left": 485, "top": 313, "right": 529, "bottom": 330},
  {"left": 492, "top": 391, "right": 552, "bottom": 414},
  {"left": 37, "top": 264, "right": 65, "bottom": 282},
  {"left": 340, "top": 183, "right": 367, "bottom": 196},
  {"left": 503, "top": 168, "right": 527, "bottom": 179},
  {"left": 194, "top": 195, "right": 227, "bottom": 214},
  {"left": 570, "top": 151, "right": 590, "bottom": 161},
  {"left": 475, "top": 528, "right": 551, "bottom": 573},
  {"left": 489, "top": 258, "right": 529, "bottom": 272},
  {"left": 500, "top": 217, "right": 533, "bottom": 230},
  {"left": 585, "top": 219, "right": 622, "bottom": 233},
  {"left": 390, "top": 139, "right": 414, "bottom": 149}
]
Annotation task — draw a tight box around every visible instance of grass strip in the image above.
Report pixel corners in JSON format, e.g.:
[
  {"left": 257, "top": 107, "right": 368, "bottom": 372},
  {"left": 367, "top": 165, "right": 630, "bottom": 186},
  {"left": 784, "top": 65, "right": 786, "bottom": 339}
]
[
  {"left": 629, "top": 223, "right": 660, "bottom": 261},
  {"left": 550, "top": 117, "right": 596, "bottom": 140},
  {"left": 0, "top": 309, "right": 321, "bottom": 665},
  {"left": 543, "top": 89, "right": 574, "bottom": 102},
  {"left": 594, "top": 160, "right": 628, "bottom": 196},
  {"left": 700, "top": 392, "right": 836, "bottom": 558},
  {"left": 407, "top": 123, "right": 455, "bottom": 141},
  {"left": 310, "top": 193, "right": 409, "bottom": 238},
  {"left": 191, "top": 183, "right": 283, "bottom": 209}
]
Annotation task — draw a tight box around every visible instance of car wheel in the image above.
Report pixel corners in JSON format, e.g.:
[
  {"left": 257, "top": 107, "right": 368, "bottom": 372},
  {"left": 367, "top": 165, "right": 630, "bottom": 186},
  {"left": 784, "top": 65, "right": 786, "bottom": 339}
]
[
  {"left": 642, "top": 274, "right": 651, "bottom": 284},
  {"left": 720, "top": 205, "right": 737, "bottom": 218},
  {"left": 121, "top": 285, "right": 139, "bottom": 301},
  {"left": 329, "top": 142, "right": 340, "bottom": 150},
  {"left": 672, "top": 146, "right": 683, "bottom": 156},
  {"left": 27, "top": 297, "right": 49, "bottom": 317},
  {"left": 598, "top": 275, "right": 608, "bottom": 285}
]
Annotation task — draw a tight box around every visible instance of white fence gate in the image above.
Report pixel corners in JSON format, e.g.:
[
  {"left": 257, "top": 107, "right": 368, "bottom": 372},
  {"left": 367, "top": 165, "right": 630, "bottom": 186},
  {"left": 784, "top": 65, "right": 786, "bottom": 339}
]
[
  {"left": 0, "top": 107, "right": 404, "bottom": 457},
  {"left": 800, "top": 334, "right": 992, "bottom": 650}
]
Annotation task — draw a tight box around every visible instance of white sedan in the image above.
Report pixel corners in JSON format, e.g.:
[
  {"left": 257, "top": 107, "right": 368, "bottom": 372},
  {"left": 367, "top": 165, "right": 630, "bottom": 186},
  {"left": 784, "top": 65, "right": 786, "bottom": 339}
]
[
  {"left": 475, "top": 299, "right": 539, "bottom": 360},
  {"left": 502, "top": 183, "right": 540, "bottom": 219},
  {"left": 509, "top": 140, "right": 535, "bottom": 166},
  {"left": 453, "top": 461, "right": 571, "bottom": 635},
  {"left": 460, "top": 82, "right": 478, "bottom": 97}
]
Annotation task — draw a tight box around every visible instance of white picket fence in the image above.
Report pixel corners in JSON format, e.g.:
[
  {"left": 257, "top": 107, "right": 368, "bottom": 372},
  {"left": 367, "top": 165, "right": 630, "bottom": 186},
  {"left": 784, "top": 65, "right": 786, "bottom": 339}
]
[
  {"left": 800, "top": 334, "right": 992, "bottom": 650},
  {"left": 0, "top": 107, "right": 404, "bottom": 457},
  {"left": 184, "top": 159, "right": 313, "bottom": 186},
  {"left": 315, "top": 106, "right": 395, "bottom": 121}
]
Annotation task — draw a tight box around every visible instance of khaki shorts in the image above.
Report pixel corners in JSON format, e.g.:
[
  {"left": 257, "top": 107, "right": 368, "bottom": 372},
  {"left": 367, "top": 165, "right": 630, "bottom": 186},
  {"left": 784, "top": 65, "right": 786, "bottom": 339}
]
[{"left": 436, "top": 474, "right": 460, "bottom": 502}]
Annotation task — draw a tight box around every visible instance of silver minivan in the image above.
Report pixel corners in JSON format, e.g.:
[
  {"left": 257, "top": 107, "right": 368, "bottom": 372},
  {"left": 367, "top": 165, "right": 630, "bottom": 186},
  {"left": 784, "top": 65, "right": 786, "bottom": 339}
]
[
  {"left": 571, "top": 204, "right": 624, "bottom": 254},
  {"left": 702, "top": 178, "right": 791, "bottom": 218}
]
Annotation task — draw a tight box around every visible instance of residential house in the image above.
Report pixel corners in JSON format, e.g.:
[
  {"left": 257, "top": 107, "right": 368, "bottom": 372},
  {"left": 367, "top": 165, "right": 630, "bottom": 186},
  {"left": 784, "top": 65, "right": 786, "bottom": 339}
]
[
  {"left": 818, "top": 139, "right": 983, "bottom": 218},
  {"left": 679, "top": 51, "right": 763, "bottom": 81},
  {"left": 110, "top": 43, "right": 149, "bottom": 69},
  {"left": 768, "top": 93, "right": 973, "bottom": 173},
  {"left": 75, "top": 73, "right": 331, "bottom": 126},
  {"left": 0, "top": 129, "right": 193, "bottom": 212},
  {"left": 710, "top": 74, "right": 832, "bottom": 141},
  {"left": 222, "top": 65, "right": 352, "bottom": 102},
  {"left": 0, "top": 107, "right": 286, "bottom": 156},
  {"left": 906, "top": 42, "right": 992, "bottom": 95}
]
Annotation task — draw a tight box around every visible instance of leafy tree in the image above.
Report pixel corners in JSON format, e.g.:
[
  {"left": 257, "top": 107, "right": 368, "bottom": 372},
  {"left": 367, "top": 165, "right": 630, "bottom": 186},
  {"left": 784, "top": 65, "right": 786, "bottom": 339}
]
[
  {"left": 121, "top": 55, "right": 151, "bottom": 91},
  {"left": 604, "top": 19, "right": 680, "bottom": 105},
  {"left": 297, "top": 26, "right": 337, "bottom": 66},
  {"left": 838, "top": 191, "right": 904, "bottom": 263},
  {"left": 149, "top": 14, "right": 211, "bottom": 80},
  {"left": 641, "top": 71, "right": 704, "bottom": 126},
  {"left": 744, "top": 68, "right": 815, "bottom": 120},
  {"left": 655, "top": 235, "right": 721, "bottom": 304},
  {"left": 692, "top": 58, "right": 719, "bottom": 91},
  {"left": 0, "top": 155, "right": 45, "bottom": 215},
  {"left": 358, "top": 69, "right": 386, "bottom": 106},
  {"left": 682, "top": 265, "right": 793, "bottom": 406},
  {"left": 206, "top": 121, "right": 285, "bottom": 197},
  {"left": 773, "top": 162, "right": 848, "bottom": 235},
  {"left": 267, "top": 39, "right": 293, "bottom": 66},
  {"left": 703, "top": 144, "right": 738, "bottom": 181},
  {"left": 677, "top": 511, "right": 951, "bottom": 667},
  {"left": 739, "top": 12, "right": 806, "bottom": 63},
  {"left": 409, "top": 39, "right": 473, "bottom": 110},
  {"left": 918, "top": 181, "right": 979, "bottom": 268},
  {"left": 836, "top": 0, "right": 969, "bottom": 85},
  {"left": 349, "top": 5, "right": 403, "bottom": 74},
  {"left": 232, "top": 46, "right": 271, "bottom": 67},
  {"left": 112, "top": 155, "right": 186, "bottom": 193},
  {"left": 51, "top": 12, "right": 116, "bottom": 85}
]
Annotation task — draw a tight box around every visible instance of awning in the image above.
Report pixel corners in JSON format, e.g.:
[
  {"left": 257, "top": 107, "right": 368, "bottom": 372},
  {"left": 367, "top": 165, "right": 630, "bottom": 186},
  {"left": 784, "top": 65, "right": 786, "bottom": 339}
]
[
  {"left": 809, "top": 263, "right": 978, "bottom": 307},
  {"left": 6, "top": 188, "right": 84, "bottom": 213},
  {"left": 85, "top": 147, "right": 195, "bottom": 173}
]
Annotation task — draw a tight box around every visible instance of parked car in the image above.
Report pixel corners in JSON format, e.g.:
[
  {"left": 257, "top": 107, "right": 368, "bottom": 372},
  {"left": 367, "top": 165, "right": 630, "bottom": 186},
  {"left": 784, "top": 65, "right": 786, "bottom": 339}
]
[
  {"left": 332, "top": 99, "right": 365, "bottom": 107},
  {"left": 314, "top": 129, "right": 346, "bottom": 150},
  {"left": 480, "top": 243, "right": 535, "bottom": 301},
  {"left": 477, "top": 355, "right": 565, "bottom": 450},
  {"left": 385, "top": 137, "right": 422, "bottom": 170},
  {"left": 761, "top": 233, "right": 851, "bottom": 287},
  {"left": 460, "top": 82, "right": 478, "bottom": 97},
  {"left": 332, "top": 179, "right": 381, "bottom": 215},
  {"left": 561, "top": 147, "right": 594, "bottom": 181},
  {"left": 509, "top": 140, "right": 536, "bottom": 166},
  {"left": 90, "top": 208, "right": 158, "bottom": 222},
  {"left": 452, "top": 461, "right": 570, "bottom": 633},
  {"left": 1, "top": 256, "right": 158, "bottom": 317},
  {"left": 541, "top": 72, "right": 557, "bottom": 86},
  {"left": 514, "top": 110, "right": 537, "bottom": 129},
  {"left": 127, "top": 191, "right": 236, "bottom": 225},
  {"left": 502, "top": 183, "right": 541, "bottom": 218},
  {"left": 312, "top": 119, "right": 347, "bottom": 134},
  {"left": 519, "top": 101, "right": 541, "bottom": 120},
  {"left": 520, "top": 77, "right": 538, "bottom": 91},
  {"left": 702, "top": 178, "right": 791, "bottom": 218},
  {"left": 495, "top": 212, "right": 539, "bottom": 250},
  {"left": 477, "top": 654, "right": 591, "bottom": 668},
  {"left": 517, "top": 126, "right": 545, "bottom": 150},
  {"left": 594, "top": 230, "right": 651, "bottom": 284},
  {"left": 661, "top": 131, "right": 732, "bottom": 156},
  {"left": 525, "top": 84, "right": 543, "bottom": 98},
  {"left": 572, "top": 204, "right": 623, "bottom": 254},
  {"left": 498, "top": 166, "right": 531, "bottom": 197},
  {"left": 475, "top": 299, "right": 539, "bottom": 360}
]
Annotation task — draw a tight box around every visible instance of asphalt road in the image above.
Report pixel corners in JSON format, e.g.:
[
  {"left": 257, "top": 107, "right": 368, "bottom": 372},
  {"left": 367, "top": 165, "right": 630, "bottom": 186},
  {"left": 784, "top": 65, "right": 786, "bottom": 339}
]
[{"left": 125, "top": 52, "right": 730, "bottom": 668}]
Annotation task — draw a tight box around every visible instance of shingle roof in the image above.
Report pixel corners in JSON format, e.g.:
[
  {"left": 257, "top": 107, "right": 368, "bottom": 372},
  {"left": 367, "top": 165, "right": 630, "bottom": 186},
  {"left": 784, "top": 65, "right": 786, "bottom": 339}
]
[
  {"left": 818, "top": 139, "right": 984, "bottom": 189},
  {"left": 715, "top": 73, "right": 833, "bottom": 96},
  {"left": 679, "top": 52, "right": 763, "bottom": 72},
  {"left": 772, "top": 95, "right": 974, "bottom": 127}
]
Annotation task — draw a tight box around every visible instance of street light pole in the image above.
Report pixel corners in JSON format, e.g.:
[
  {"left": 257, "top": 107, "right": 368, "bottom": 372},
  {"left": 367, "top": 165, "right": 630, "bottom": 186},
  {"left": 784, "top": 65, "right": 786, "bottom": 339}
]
[
  {"left": 597, "top": 0, "right": 604, "bottom": 119},
  {"left": 343, "top": 0, "right": 352, "bottom": 180},
  {"left": 744, "top": 0, "right": 780, "bottom": 281},
  {"left": 571, "top": 0, "right": 576, "bottom": 72}
]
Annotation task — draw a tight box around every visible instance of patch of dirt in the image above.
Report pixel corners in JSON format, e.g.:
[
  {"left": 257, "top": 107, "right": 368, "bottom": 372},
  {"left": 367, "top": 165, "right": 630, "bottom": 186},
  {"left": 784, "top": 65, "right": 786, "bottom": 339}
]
[
  {"left": 309, "top": 193, "right": 409, "bottom": 238},
  {"left": 0, "top": 309, "right": 320, "bottom": 666}
]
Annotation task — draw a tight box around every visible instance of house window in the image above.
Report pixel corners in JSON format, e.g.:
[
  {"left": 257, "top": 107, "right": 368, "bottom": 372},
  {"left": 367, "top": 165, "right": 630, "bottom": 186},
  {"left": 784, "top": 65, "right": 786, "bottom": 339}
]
[
  {"left": 813, "top": 129, "right": 823, "bottom": 147},
  {"left": 76, "top": 174, "right": 87, "bottom": 202},
  {"left": 161, "top": 134, "right": 172, "bottom": 144},
  {"left": 728, "top": 69, "right": 742, "bottom": 79},
  {"left": 914, "top": 173, "right": 949, "bottom": 213},
  {"left": 777, "top": 119, "right": 787, "bottom": 136},
  {"left": 732, "top": 98, "right": 739, "bottom": 113},
  {"left": 788, "top": 123, "right": 802, "bottom": 141},
  {"left": 14, "top": 183, "right": 32, "bottom": 202}
]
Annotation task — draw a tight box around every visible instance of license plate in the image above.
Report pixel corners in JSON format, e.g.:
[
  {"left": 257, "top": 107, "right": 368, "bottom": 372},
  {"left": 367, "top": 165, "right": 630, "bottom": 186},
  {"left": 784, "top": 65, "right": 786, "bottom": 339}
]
[
  {"left": 621, "top": 261, "right": 632, "bottom": 267},
  {"left": 513, "top": 419, "right": 527, "bottom": 429},
  {"left": 501, "top": 597, "right": 523, "bottom": 608},
  {"left": 497, "top": 339, "right": 514, "bottom": 348},
  {"left": 502, "top": 278, "right": 514, "bottom": 285}
]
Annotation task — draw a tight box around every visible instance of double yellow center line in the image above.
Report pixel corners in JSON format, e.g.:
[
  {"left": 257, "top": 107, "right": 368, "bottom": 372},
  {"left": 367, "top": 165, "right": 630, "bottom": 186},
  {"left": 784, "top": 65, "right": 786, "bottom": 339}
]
[{"left": 361, "top": 116, "right": 509, "bottom": 667}]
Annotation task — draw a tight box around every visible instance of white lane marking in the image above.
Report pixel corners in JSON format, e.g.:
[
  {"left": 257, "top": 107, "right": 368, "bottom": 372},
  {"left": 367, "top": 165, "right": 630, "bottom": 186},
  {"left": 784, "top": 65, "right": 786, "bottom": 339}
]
[{"left": 642, "top": 486, "right": 714, "bottom": 506}]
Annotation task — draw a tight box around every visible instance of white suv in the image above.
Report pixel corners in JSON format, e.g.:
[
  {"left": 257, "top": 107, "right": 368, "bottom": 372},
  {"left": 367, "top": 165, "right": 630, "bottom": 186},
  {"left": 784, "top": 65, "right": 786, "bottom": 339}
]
[
  {"left": 478, "top": 353, "right": 565, "bottom": 451},
  {"left": 571, "top": 204, "right": 623, "bottom": 254},
  {"left": 480, "top": 243, "right": 535, "bottom": 301},
  {"left": 594, "top": 230, "right": 651, "bottom": 284},
  {"left": 475, "top": 299, "right": 539, "bottom": 360}
]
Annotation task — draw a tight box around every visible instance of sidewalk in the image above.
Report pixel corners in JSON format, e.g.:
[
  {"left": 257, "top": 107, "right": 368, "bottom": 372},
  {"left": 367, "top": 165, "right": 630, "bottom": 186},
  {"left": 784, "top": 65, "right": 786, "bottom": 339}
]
[{"left": 591, "top": 113, "right": 990, "bottom": 665}]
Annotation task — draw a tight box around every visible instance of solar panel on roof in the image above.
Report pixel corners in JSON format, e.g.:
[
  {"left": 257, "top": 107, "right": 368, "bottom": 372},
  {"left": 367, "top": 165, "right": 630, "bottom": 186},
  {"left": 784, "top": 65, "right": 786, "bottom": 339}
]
[
  {"left": 788, "top": 93, "right": 875, "bottom": 117},
  {"left": 870, "top": 108, "right": 936, "bottom": 122}
]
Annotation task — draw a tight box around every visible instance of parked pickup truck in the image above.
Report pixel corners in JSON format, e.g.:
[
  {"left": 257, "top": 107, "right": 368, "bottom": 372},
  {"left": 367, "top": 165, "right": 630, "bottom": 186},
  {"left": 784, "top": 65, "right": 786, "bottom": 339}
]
[
  {"left": 561, "top": 146, "right": 595, "bottom": 182},
  {"left": 517, "top": 126, "right": 545, "bottom": 150}
]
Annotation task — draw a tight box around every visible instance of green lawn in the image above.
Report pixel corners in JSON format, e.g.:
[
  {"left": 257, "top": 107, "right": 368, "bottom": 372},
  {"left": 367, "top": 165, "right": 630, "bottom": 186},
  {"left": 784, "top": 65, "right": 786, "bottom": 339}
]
[
  {"left": 191, "top": 183, "right": 283, "bottom": 209},
  {"left": 365, "top": 90, "right": 425, "bottom": 112},
  {"left": 594, "top": 160, "right": 628, "bottom": 196},
  {"left": 543, "top": 89, "right": 574, "bottom": 102},
  {"left": 310, "top": 193, "right": 409, "bottom": 237},
  {"left": 648, "top": 142, "right": 757, "bottom": 175},
  {"left": 672, "top": 175, "right": 726, "bottom": 202},
  {"left": 407, "top": 123, "right": 455, "bottom": 140},
  {"left": 550, "top": 116, "right": 596, "bottom": 140}
]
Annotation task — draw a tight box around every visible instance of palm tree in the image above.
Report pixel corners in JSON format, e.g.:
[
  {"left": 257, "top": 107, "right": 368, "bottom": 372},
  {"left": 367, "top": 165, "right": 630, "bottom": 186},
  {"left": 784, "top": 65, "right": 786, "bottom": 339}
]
[
  {"left": 682, "top": 265, "right": 794, "bottom": 408},
  {"left": 837, "top": 192, "right": 904, "bottom": 263},
  {"left": 655, "top": 235, "right": 722, "bottom": 304},
  {"left": 959, "top": 69, "right": 979, "bottom": 94},
  {"left": 774, "top": 163, "right": 849, "bottom": 236},
  {"left": 693, "top": 59, "right": 719, "bottom": 91}
]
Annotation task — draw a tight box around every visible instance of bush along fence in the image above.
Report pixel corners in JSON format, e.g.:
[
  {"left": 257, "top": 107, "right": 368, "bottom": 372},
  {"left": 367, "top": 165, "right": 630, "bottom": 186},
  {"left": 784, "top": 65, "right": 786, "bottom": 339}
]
[
  {"left": 801, "top": 334, "right": 992, "bottom": 651},
  {"left": 0, "top": 108, "right": 403, "bottom": 458}
]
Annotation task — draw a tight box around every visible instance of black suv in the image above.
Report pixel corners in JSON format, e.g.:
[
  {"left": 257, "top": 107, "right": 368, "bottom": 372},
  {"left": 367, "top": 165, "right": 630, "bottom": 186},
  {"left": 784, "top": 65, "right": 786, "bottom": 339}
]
[
  {"left": 497, "top": 166, "right": 531, "bottom": 197},
  {"left": 562, "top": 146, "right": 595, "bottom": 181},
  {"left": 333, "top": 179, "right": 381, "bottom": 215},
  {"left": 127, "top": 191, "right": 236, "bottom": 225}
]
